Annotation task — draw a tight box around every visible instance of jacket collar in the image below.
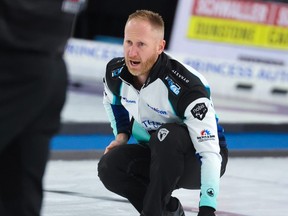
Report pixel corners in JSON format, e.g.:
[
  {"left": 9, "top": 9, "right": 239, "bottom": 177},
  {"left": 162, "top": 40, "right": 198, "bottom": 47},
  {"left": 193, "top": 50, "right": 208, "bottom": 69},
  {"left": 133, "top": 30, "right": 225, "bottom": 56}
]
[{"left": 120, "top": 52, "right": 169, "bottom": 88}]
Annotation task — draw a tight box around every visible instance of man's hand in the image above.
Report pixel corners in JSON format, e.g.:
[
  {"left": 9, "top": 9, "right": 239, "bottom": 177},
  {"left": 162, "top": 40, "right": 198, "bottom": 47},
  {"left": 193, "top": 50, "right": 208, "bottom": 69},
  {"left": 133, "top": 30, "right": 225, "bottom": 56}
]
[
  {"left": 104, "top": 133, "right": 129, "bottom": 154},
  {"left": 197, "top": 206, "right": 215, "bottom": 216},
  {"left": 104, "top": 140, "right": 124, "bottom": 154}
]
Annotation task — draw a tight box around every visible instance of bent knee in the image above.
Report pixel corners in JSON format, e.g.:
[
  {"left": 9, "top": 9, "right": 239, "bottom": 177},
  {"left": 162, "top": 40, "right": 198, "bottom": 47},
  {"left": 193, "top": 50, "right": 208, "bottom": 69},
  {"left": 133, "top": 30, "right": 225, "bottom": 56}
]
[{"left": 97, "top": 153, "right": 117, "bottom": 180}]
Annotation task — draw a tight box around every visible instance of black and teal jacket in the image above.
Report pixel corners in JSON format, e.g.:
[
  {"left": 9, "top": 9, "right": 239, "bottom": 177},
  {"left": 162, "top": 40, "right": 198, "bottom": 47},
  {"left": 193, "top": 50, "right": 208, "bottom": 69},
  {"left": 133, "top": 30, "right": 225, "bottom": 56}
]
[{"left": 103, "top": 52, "right": 226, "bottom": 209}]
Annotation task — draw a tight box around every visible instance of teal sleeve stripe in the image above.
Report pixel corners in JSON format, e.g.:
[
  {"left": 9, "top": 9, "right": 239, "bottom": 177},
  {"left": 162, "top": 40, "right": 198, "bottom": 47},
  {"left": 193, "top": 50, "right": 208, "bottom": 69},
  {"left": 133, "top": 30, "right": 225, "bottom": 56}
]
[
  {"left": 132, "top": 121, "right": 150, "bottom": 143},
  {"left": 112, "top": 94, "right": 121, "bottom": 105},
  {"left": 112, "top": 82, "right": 122, "bottom": 105},
  {"left": 205, "top": 86, "right": 211, "bottom": 97}
]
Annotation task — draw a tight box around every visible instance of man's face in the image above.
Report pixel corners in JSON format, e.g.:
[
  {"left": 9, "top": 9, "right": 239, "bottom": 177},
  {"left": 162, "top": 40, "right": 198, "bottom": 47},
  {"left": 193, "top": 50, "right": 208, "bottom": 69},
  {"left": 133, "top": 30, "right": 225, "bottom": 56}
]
[{"left": 123, "top": 19, "right": 165, "bottom": 77}]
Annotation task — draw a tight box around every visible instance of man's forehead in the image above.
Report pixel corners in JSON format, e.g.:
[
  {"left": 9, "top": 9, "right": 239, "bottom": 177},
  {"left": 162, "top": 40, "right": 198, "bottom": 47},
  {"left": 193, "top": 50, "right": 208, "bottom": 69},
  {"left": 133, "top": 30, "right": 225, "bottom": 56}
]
[{"left": 125, "top": 18, "right": 152, "bottom": 30}]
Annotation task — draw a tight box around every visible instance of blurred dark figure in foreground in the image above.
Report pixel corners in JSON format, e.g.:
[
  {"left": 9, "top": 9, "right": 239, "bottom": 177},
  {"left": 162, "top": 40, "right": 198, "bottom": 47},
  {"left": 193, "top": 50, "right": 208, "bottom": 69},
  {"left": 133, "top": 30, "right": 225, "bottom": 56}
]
[{"left": 0, "top": 0, "right": 85, "bottom": 215}]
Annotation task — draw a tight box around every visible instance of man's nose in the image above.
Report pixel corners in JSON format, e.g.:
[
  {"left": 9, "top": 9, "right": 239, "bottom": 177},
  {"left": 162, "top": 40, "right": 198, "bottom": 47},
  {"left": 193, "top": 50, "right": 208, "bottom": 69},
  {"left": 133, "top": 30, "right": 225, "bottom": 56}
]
[{"left": 128, "top": 46, "right": 138, "bottom": 57}]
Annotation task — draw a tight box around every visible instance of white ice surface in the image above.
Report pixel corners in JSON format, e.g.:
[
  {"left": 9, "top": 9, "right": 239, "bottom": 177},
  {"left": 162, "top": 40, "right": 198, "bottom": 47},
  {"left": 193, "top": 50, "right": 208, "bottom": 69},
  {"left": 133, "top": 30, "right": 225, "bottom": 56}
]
[{"left": 43, "top": 157, "right": 288, "bottom": 216}]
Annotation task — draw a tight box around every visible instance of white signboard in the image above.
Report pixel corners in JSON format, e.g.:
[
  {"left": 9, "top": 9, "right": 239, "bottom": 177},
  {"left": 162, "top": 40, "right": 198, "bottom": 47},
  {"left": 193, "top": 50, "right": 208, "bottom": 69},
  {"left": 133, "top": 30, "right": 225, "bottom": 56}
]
[{"left": 169, "top": 0, "right": 288, "bottom": 65}]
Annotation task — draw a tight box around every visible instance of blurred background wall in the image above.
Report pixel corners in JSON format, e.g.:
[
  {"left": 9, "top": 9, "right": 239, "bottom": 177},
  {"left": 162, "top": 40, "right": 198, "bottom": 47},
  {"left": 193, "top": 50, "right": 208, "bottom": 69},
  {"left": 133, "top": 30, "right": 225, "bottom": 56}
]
[
  {"left": 73, "top": 0, "right": 178, "bottom": 48},
  {"left": 51, "top": 0, "right": 288, "bottom": 158}
]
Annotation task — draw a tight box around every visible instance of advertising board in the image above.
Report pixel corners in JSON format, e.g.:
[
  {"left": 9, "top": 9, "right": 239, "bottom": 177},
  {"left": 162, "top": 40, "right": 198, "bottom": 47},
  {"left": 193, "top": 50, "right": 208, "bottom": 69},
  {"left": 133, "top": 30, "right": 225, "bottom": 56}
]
[{"left": 169, "top": 0, "right": 288, "bottom": 65}]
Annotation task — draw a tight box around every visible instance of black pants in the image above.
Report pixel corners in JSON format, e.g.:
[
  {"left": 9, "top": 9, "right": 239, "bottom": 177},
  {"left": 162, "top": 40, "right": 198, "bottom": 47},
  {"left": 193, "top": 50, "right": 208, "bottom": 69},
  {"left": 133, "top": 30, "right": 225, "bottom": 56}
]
[
  {"left": 0, "top": 52, "right": 68, "bottom": 216},
  {"left": 98, "top": 123, "right": 228, "bottom": 216}
]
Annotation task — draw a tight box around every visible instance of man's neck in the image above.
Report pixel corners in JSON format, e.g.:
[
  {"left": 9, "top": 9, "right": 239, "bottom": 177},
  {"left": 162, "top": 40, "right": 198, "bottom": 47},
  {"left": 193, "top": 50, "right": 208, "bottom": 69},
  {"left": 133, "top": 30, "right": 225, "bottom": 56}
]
[{"left": 133, "top": 74, "right": 148, "bottom": 90}]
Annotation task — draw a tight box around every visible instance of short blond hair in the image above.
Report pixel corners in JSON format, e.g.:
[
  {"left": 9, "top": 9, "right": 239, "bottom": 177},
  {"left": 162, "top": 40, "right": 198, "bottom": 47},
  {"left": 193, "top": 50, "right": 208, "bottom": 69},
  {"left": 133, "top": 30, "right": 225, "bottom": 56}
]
[{"left": 126, "top": 10, "right": 165, "bottom": 37}]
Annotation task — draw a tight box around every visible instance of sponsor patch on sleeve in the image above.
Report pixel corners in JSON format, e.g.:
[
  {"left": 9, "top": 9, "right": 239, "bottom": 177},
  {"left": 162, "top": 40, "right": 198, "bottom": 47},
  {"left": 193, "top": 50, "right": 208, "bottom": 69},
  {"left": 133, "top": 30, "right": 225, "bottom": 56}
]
[
  {"left": 197, "top": 129, "right": 216, "bottom": 142},
  {"left": 191, "top": 103, "right": 208, "bottom": 120},
  {"left": 165, "top": 76, "right": 181, "bottom": 95}
]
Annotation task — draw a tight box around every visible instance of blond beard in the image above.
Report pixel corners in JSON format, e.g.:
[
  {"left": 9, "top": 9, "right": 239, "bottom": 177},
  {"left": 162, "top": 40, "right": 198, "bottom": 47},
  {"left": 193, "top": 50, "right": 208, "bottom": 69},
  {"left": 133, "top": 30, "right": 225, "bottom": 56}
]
[{"left": 126, "top": 54, "right": 159, "bottom": 77}]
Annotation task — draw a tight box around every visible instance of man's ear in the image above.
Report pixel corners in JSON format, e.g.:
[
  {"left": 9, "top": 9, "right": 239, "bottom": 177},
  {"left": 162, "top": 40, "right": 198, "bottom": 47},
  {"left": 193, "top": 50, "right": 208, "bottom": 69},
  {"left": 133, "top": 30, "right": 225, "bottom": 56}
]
[{"left": 157, "top": 39, "right": 166, "bottom": 54}]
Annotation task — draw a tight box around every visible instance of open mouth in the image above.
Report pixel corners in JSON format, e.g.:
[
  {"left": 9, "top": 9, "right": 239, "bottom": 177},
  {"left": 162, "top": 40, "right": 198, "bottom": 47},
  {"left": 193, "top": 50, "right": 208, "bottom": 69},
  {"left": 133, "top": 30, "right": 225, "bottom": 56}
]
[{"left": 130, "top": 60, "right": 140, "bottom": 66}]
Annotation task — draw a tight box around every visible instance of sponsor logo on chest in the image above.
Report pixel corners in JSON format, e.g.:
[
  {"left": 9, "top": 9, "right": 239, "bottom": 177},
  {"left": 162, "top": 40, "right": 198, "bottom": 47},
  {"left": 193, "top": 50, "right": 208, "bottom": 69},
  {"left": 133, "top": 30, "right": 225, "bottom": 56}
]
[
  {"left": 147, "top": 104, "right": 167, "bottom": 115},
  {"left": 142, "top": 120, "right": 163, "bottom": 130},
  {"left": 122, "top": 97, "right": 136, "bottom": 104}
]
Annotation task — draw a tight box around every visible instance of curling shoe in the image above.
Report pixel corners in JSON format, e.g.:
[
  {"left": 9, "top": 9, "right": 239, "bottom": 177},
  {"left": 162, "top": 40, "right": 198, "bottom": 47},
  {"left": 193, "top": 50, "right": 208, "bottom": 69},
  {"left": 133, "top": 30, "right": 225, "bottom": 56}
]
[{"left": 163, "top": 198, "right": 185, "bottom": 216}]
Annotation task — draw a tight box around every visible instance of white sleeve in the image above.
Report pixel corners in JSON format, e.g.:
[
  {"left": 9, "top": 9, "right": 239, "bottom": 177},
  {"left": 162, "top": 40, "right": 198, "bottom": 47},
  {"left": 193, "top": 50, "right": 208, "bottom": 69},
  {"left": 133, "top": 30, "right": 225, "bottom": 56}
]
[
  {"left": 184, "top": 97, "right": 222, "bottom": 209},
  {"left": 103, "top": 77, "right": 121, "bottom": 136}
]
